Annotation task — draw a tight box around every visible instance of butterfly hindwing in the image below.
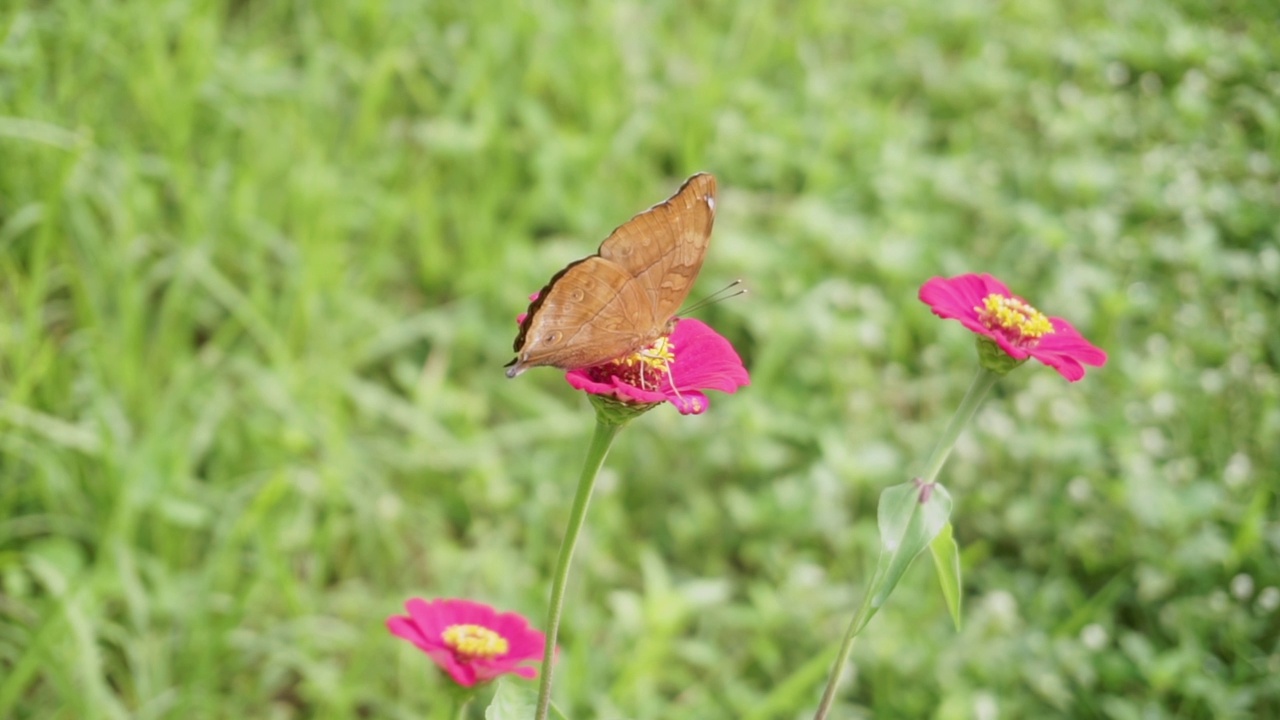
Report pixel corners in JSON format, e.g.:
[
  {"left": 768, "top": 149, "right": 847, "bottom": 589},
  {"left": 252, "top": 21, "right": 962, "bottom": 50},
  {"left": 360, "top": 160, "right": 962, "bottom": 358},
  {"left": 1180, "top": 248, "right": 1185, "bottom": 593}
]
[{"left": 510, "top": 256, "right": 655, "bottom": 373}]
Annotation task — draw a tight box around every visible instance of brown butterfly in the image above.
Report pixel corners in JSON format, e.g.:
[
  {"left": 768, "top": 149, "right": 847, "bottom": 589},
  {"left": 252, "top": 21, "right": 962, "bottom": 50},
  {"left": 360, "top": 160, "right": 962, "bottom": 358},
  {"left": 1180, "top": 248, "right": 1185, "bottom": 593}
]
[{"left": 506, "top": 173, "right": 717, "bottom": 378}]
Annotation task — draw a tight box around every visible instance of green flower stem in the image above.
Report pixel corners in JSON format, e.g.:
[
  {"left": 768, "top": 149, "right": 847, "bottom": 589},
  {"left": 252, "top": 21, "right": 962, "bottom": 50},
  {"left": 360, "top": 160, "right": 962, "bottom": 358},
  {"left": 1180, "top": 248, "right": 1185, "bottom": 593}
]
[
  {"left": 442, "top": 683, "right": 475, "bottom": 720},
  {"left": 918, "top": 366, "right": 1000, "bottom": 485},
  {"left": 534, "top": 416, "right": 626, "bottom": 720},
  {"left": 812, "top": 366, "right": 998, "bottom": 720},
  {"left": 811, "top": 595, "right": 872, "bottom": 719}
]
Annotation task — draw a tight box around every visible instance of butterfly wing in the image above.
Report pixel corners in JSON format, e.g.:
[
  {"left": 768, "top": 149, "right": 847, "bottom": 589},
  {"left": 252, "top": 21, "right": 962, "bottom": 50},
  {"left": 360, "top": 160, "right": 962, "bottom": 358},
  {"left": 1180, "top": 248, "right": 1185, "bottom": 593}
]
[
  {"left": 506, "top": 256, "right": 658, "bottom": 377},
  {"left": 506, "top": 173, "right": 716, "bottom": 378},
  {"left": 598, "top": 173, "right": 716, "bottom": 327}
]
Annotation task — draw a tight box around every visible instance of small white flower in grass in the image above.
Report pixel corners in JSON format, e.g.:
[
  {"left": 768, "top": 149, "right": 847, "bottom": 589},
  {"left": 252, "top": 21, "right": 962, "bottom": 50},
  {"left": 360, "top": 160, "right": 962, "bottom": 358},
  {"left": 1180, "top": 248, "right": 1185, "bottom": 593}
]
[
  {"left": 1256, "top": 587, "right": 1280, "bottom": 613},
  {"left": 1149, "top": 391, "right": 1176, "bottom": 418},
  {"left": 984, "top": 590, "right": 1018, "bottom": 626},
  {"left": 973, "top": 692, "right": 998, "bottom": 720},
  {"left": 1080, "top": 623, "right": 1108, "bottom": 651},
  {"left": 1067, "top": 476, "right": 1092, "bottom": 503},
  {"left": 1223, "top": 452, "right": 1252, "bottom": 488},
  {"left": 1200, "top": 369, "right": 1224, "bottom": 394},
  {"left": 1230, "top": 574, "right": 1255, "bottom": 601}
]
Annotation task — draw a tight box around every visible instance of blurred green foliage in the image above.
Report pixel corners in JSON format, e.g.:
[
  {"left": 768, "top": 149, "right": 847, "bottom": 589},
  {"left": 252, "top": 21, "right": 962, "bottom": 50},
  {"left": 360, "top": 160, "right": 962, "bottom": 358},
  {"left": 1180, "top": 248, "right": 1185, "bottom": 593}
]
[{"left": 2, "top": 0, "right": 1278, "bottom": 718}]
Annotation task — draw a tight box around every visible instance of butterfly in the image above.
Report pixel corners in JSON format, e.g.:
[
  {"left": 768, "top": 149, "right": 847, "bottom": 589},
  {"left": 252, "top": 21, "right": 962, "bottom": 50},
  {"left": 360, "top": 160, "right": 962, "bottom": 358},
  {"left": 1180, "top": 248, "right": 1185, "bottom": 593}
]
[{"left": 506, "top": 173, "right": 717, "bottom": 378}]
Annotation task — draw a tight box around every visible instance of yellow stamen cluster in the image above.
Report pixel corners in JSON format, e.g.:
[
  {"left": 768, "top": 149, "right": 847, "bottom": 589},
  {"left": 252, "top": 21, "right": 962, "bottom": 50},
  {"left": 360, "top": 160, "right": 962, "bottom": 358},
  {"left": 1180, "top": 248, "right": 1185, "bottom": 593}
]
[
  {"left": 624, "top": 336, "right": 676, "bottom": 372},
  {"left": 977, "top": 294, "right": 1053, "bottom": 342},
  {"left": 441, "top": 624, "right": 508, "bottom": 660},
  {"left": 616, "top": 336, "right": 677, "bottom": 391}
]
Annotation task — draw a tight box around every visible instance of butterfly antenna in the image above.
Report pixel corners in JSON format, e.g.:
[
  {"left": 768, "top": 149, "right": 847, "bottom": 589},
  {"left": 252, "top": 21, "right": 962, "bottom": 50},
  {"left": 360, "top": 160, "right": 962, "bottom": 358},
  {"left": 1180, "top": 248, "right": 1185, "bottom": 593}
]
[{"left": 682, "top": 280, "right": 746, "bottom": 315}]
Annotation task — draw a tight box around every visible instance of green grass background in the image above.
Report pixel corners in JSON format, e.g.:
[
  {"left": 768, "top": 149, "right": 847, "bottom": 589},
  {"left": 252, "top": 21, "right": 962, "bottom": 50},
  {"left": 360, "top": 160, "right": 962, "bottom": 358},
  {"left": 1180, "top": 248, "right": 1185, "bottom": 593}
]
[{"left": 2, "top": 0, "right": 1278, "bottom": 718}]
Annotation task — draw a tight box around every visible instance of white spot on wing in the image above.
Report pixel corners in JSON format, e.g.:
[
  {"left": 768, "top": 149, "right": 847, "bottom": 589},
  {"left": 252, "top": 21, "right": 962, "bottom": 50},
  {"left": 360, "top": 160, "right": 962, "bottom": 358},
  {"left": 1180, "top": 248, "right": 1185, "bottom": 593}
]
[{"left": 706, "top": 197, "right": 716, "bottom": 212}]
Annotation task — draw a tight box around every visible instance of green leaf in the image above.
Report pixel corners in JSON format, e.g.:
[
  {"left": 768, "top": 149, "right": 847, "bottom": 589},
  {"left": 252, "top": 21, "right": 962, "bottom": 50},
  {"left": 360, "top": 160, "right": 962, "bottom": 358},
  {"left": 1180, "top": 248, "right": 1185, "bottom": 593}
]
[
  {"left": 859, "top": 481, "right": 953, "bottom": 632},
  {"left": 928, "top": 521, "right": 963, "bottom": 630},
  {"left": 485, "top": 680, "right": 535, "bottom": 720},
  {"left": 484, "top": 680, "right": 568, "bottom": 720}
]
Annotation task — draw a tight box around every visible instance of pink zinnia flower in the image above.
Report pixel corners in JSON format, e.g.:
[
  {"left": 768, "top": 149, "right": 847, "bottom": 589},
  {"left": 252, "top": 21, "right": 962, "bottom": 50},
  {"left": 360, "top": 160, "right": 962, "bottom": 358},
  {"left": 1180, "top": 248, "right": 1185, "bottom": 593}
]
[
  {"left": 565, "top": 318, "right": 749, "bottom": 415},
  {"left": 514, "top": 292, "right": 749, "bottom": 415},
  {"left": 387, "top": 598, "right": 546, "bottom": 687},
  {"left": 919, "top": 273, "right": 1107, "bottom": 382}
]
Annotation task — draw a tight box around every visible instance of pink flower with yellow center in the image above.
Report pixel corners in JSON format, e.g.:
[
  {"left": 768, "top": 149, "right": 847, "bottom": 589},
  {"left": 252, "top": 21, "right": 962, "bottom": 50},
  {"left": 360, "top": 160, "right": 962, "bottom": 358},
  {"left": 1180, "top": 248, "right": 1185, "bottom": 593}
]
[
  {"left": 565, "top": 318, "right": 749, "bottom": 415},
  {"left": 515, "top": 293, "right": 749, "bottom": 415},
  {"left": 919, "top": 273, "right": 1107, "bottom": 382},
  {"left": 386, "top": 598, "right": 546, "bottom": 687}
]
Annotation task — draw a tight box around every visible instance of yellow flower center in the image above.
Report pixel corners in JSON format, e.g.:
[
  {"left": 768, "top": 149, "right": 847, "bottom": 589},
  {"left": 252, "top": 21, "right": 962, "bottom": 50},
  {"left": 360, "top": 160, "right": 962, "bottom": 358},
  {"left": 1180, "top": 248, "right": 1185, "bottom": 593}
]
[
  {"left": 625, "top": 336, "right": 676, "bottom": 372},
  {"left": 441, "top": 624, "right": 509, "bottom": 660},
  {"left": 589, "top": 336, "right": 677, "bottom": 391},
  {"left": 976, "top": 294, "right": 1054, "bottom": 345},
  {"left": 584, "top": 335, "right": 679, "bottom": 399}
]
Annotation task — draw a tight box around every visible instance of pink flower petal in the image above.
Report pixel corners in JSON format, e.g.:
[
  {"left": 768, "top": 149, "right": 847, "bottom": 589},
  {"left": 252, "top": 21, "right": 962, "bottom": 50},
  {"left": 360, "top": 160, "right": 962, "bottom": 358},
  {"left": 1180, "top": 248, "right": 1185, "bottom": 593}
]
[
  {"left": 1025, "top": 318, "right": 1108, "bottom": 382},
  {"left": 665, "top": 319, "right": 751, "bottom": 395},
  {"left": 565, "top": 371, "right": 669, "bottom": 404},
  {"left": 386, "top": 615, "right": 434, "bottom": 651}
]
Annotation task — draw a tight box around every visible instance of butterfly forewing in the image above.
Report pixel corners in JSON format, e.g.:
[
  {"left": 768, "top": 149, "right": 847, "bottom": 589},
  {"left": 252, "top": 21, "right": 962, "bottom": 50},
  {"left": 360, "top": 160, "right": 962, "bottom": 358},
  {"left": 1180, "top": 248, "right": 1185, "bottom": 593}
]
[
  {"left": 507, "top": 173, "right": 717, "bottom": 378},
  {"left": 598, "top": 173, "right": 716, "bottom": 326}
]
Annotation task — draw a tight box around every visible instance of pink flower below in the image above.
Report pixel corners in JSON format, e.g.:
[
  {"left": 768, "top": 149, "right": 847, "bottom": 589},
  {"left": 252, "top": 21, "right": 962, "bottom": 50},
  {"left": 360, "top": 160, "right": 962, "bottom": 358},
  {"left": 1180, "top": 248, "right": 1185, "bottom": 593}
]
[
  {"left": 566, "top": 318, "right": 750, "bottom": 415},
  {"left": 386, "top": 598, "right": 546, "bottom": 687},
  {"left": 919, "top": 273, "right": 1107, "bottom": 382}
]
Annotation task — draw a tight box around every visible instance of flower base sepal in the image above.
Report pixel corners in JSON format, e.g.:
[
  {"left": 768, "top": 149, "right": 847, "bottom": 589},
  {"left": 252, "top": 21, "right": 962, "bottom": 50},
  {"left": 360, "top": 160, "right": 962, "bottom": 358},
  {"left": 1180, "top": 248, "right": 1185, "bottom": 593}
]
[
  {"left": 588, "top": 393, "right": 659, "bottom": 425},
  {"left": 975, "top": 336, "right": 1028, "bottom": 376},
  {"left": 443, "top": 680, "right": 481, "bottom": 719}
]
